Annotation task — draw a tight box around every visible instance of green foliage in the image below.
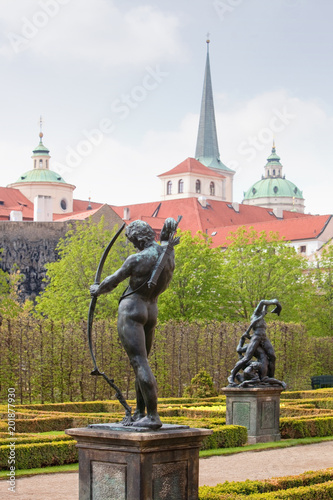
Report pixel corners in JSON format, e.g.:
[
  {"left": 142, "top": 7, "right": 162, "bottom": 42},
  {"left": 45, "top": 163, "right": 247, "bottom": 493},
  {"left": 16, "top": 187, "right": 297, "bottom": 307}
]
[
  {"left": 280, "top": 416, "right": 333, "bottom": 438},
  {"left": 219, "top": 227, "right": 312, "bottom": 322},
  {"left": 0, "top": 262, "right": 27, "bottom": 318},
  {"left": 198, "top": 469, "right": 333, "bottom": 499},
  {"left": 158, "top": 230, "right": 225, "bottom": 322},
  {"left": 307, "top": 243, "right": 333, "bottom": 337},
  {"left": 200, "top": 425, "right": 247, "bottom": 450},
  {"left": 34, "top": 218, "right": 131, "bottom": 322},
  {"left": 0, "top": 440, "right": 78, "bottom": 470},
  {"left": 184, "top": 369, "right": 218, "bottom": 398}
]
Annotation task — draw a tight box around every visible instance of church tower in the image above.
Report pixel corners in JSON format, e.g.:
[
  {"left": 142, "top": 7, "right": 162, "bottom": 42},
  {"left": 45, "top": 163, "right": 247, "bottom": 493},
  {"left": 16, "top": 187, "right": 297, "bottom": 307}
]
[
  {"left": 159, "top": 39, "right": 235, "bottom": 202},
  {"left": 243, "top": 143, "right": 305, "bottom": 213},
  {"left": 7, "top": 124, "right": 76, "bottom": 217}
]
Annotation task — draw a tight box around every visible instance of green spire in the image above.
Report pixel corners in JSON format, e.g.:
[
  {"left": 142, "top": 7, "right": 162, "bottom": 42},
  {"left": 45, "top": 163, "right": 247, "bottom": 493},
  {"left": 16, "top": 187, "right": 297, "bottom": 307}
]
[{"left": 195, "top": 39, "right": 220, "bottom": 163}]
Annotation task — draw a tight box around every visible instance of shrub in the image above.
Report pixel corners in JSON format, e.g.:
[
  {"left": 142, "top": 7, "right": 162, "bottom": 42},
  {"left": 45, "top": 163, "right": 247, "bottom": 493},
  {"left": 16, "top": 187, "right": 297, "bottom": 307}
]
[{"left": 184, "top": 369, "right": 218, "bottom": 398}]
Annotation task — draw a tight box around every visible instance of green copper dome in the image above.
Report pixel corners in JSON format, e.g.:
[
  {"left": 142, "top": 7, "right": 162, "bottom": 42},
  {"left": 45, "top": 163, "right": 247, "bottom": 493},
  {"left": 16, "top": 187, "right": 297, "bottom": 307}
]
[
  {"left": 243, "top": 177, "right": 303, "bottom": 200},
  {"left": 16, "top": 169, "right": 66, "bottom": 184},
  {"left": 243, "top": 144, "right": 303, "bottom": 201}
]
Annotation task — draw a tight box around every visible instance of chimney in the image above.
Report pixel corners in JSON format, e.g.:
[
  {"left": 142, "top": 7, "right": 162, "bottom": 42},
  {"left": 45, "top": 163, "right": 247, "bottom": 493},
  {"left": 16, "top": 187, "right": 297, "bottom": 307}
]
[
  {"left": 273, "top": 207, "right": 283, "bottom": 219},
  {"left": 34, "top": 195, "right": 53, "bottom": 221},
  {"left": 198, "top": 196, "right": 207, "bottom": 208},
  {"left": 10, "top": 210, "right": 23, "bottom": 221},
  {"left": 123, "top": 207, "right": 130, "bottom": 220}
]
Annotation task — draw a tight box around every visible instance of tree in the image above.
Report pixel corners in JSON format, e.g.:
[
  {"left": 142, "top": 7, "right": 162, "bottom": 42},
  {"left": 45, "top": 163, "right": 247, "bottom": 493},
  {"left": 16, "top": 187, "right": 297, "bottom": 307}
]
[
  {"left": 35, "top": 218, "right": 131, "bottom": 322},
  {"left": 219, "top": 227, "right": 313, "bottom": 322},
  {"left": 308, "top": 242, "right": 333, "bottom": 336},
  {"left": 158, "top": 230, "right": 226, "bottom": 323},
  {"left": 0, "top": 260, "right": 26, "bottom": 318}
]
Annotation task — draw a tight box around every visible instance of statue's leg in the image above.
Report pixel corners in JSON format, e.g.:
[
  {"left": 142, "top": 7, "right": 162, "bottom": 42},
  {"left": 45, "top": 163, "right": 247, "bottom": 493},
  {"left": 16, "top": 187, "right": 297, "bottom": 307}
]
[
  {"left": 118, "top": 299, "right": 161, "bottom": 429},
  {"left": 262, "top": 339, "right": 276, "bottom": 378},
  {"left": 228, "top": 336, "right": 261, "bottom": 384}
]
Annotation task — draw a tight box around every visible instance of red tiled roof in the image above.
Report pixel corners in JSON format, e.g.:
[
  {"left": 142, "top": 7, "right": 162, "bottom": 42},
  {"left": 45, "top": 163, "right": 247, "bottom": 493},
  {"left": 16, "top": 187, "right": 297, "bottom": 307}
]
[
  {"left": 72, "top": 199, "right": 103, "bottom": 213},
  {"left": 54, "top": 207, "right": 101, "bottom": 221},
  {"left": 209, "top": 214, "right": 333, "bottom": 248},
  {"left": 0, "top": 187, "right": 34, "bottom": 220},
  {"left": 158, "top": 157, "right": 225, "bottom": 179},
  {"left": 110, "top": 198, "right": 310, "bottom": 237}
]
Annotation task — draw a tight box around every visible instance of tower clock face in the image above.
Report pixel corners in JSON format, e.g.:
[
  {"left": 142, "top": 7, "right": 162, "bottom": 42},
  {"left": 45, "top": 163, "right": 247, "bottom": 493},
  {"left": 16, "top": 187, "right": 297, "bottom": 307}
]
[{"left": 60, "top": 198, "right": 67, "bottom": 211}]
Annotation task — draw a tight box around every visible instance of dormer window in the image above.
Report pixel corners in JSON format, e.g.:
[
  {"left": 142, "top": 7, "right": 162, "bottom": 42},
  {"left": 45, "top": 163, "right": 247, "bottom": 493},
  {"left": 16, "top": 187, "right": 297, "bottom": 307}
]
[
  {"left": 178, "top": 179, "right": 184, "bottom": 194},
  {"left": 167, "top": 181, "right": 172, "bottom": 195},
  {"left": 195, "top": 179, "right": 201, "bottom": 194}
]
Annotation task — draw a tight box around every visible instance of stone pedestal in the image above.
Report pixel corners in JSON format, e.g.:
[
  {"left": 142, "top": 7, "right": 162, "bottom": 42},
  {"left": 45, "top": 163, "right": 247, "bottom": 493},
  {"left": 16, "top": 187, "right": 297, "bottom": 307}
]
[
  {"left": 223, "top": 386, "right": 283, "bottom": 444},
  {"left": 65, "top": 423, "right": 212, "bottom": 500}
]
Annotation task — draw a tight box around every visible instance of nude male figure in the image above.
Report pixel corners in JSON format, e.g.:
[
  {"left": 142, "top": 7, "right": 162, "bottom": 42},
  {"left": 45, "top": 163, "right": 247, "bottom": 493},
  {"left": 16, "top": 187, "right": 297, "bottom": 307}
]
[{"left": 90, "top": 218, "right": 179, "bottom": 429}]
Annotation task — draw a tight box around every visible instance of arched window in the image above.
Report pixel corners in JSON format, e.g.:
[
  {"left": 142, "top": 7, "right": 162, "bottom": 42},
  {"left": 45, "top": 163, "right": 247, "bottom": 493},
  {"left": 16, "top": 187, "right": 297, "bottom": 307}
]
[
  {"left": 167, "top": 181, "right": 172, "bottom": 195},
  {"left": 210, "top": 182, "right": 215, "bottom": 196},
  {"left": 39, "top": 159, "right": 43, "bottom": 169},
  {"left": 46, "top": 160, "right": 48, "bottom": 169},
  {"left": 178, "top": 179, "right": 184, "bottom": 193},
  {"left": 195, "top": 179, "right": 201, "bottom": 194},
  {"left": 34, "top": 160, "right": 36, "bottom": 169},
  {"left": 267, "top": 170, "right": 269, "bottom": 176},
  {"left": 273, "top": 169, "right": 276, "bottom": 176}
]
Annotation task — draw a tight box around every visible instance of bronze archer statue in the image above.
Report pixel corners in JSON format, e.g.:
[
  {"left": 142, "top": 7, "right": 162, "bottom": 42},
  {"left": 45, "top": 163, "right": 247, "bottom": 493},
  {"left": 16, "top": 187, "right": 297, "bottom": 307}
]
[{"left": 90, "top": 217, "right": 181, "bottom": 429}]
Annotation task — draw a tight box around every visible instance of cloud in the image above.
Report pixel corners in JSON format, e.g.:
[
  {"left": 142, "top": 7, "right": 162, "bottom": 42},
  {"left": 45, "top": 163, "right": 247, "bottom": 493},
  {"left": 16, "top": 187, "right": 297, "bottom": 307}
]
[
  {"left": 1, "top": 0, "right": 185, "bottom": 66},
  {"left": 72, "top": 89, "right": 332, "bottom": 214}
]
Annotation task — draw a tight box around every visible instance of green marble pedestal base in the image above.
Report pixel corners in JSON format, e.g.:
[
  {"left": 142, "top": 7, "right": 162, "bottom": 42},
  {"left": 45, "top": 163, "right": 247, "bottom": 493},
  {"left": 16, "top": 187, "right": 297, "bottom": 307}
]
[
  {"left": 223, "top": 386, "right": 284, "bottom": 444},
  {"left": 65, "top": 423, "right": 212, "bottom": 500}
]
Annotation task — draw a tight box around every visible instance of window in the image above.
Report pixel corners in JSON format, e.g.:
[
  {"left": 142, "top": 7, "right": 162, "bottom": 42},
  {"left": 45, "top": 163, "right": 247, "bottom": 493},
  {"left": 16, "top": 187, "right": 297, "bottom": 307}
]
[
  {"left": 34, "top": 160, "right": 36, "bottom": 169},
  {"left": 60, "top": 198, "right": 67, "bottom": 211},
  {"left": 210, "top": 182, "right": 215, "bottom": 196},
  {"left": 178, "top": 179, "right": 184, "bottom": 193},
  {"left": 273, "top": 186, "right": 278, "bottom": 194},
  {"left": 273, "top": 169, "right": 276, "bottom": 176},
  {"left": 46, "top": 160, "right": 48, "bottom": 169},
  {"left": 299, "top": 245, "right": 306, "bottom": 254},
  {"left": 267, "top": 170, "right": 269, "bottom": 176},
  {"left": 39, "top": 159, "right": 43, "bottom": 168},
  {"left": 167, "top": 181, "right": 172, "bottom": 195},
  {"left": 195, "top": 179, "right": 201, "bottom": 194}
]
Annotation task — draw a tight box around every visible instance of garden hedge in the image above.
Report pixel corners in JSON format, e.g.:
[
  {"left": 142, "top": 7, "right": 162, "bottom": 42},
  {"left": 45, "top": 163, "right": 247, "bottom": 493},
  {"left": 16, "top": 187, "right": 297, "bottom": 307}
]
[
  {"left": 198, "top": 468, "right": 333, "bottom": 499},
  {"left": 280, "top": 416, "right": 333, "bottom": 439},
  {"left": 0, "top": 440, "right": 78, "bottom": 470},
  {"left": 0, "top": 424, "right": 247, "bottom": 470}
]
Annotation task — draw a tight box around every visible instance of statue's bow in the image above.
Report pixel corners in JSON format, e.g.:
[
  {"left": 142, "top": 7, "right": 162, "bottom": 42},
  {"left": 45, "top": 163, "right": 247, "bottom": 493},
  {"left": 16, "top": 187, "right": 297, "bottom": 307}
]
[{"left": 87, "top": 222, "right": 132, "bottom": 418}]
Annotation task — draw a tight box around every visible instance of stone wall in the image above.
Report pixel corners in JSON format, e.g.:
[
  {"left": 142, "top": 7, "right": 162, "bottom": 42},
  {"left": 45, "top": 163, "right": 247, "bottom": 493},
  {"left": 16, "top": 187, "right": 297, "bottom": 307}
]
[{"left": 0, "top": 221, "right": 71, "bottom": 301}]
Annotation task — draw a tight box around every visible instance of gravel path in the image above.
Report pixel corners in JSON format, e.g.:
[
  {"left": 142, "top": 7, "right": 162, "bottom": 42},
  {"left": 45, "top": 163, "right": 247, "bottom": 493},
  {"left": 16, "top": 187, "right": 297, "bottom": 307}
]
[{"left": 1, "top": 441, "right": 332, "bottom": 499}]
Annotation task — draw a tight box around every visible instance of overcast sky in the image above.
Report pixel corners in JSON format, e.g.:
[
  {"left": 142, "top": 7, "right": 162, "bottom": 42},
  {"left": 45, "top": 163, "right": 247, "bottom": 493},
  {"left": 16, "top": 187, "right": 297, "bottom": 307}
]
[{"left": 1, "top": 0, "right": 332, "bottom": 215}]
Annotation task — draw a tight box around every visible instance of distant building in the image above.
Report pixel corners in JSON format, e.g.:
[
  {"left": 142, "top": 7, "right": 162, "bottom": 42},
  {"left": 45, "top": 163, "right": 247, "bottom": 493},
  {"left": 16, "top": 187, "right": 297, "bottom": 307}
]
[
  {"left": 243, "top": 143, "right": 305, "bottom": 213},
  {"left": 159, "top": 39, "right": 235, "bottom": 202},
  {"left": 7, "top": 131, "right": 76, "bottom": 218}
]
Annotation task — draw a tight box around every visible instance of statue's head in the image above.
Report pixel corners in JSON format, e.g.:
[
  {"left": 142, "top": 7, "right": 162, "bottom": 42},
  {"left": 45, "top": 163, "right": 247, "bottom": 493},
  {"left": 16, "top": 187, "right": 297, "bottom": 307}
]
[{"left": 125, "top": 220, "right": 155, "bottom": 250}]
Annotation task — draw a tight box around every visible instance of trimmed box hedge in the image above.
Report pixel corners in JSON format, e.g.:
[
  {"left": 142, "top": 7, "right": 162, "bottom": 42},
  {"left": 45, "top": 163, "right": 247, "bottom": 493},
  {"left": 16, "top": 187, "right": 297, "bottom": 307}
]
[
  {"left": 0, "top": 440, "right": 78, "bottom": 470},
  {"left": 198, "top": 468, "right": 333, "bottom": 499},
  {"left": 280, "top": 416, "right": 333, "bottom": 439},
  {"left": 0, "top": 424, "right": 247, "bottom": 470}
]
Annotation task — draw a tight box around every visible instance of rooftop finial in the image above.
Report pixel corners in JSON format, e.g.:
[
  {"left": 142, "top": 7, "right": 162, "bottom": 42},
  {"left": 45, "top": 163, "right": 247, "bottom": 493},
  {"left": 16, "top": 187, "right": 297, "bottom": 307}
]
[
  {"left": 206, "top": 32, "right": 210, "bottom": 51},
  {"left": 39, "top": 115, "right": 43, "bottom": 140},
  {"left": 272, "top": 139, "right": 276, "bottom": 152}
]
